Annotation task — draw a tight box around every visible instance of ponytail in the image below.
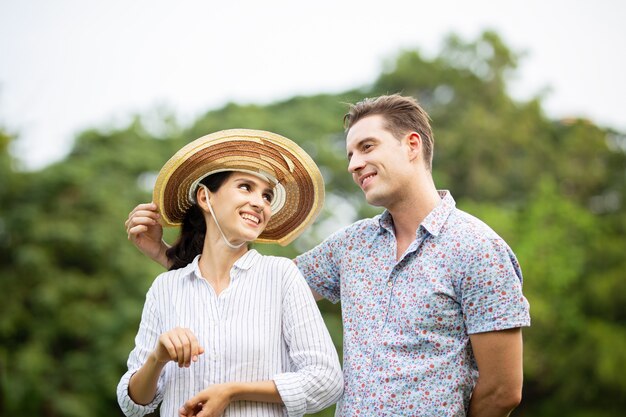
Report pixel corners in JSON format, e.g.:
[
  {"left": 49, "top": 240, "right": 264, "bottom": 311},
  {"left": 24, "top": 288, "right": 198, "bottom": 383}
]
[
  {"left": 166, "top": 205, "right": 206, "bottom": 270},
  {"left": 165, "top": 171, "right": 232, "bottom": 270}
]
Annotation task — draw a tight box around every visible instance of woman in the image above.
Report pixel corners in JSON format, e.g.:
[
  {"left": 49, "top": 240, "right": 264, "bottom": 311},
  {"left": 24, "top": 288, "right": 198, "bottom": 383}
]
[{"left": 117, "top": 129, "right": 342, "bottom": 417}]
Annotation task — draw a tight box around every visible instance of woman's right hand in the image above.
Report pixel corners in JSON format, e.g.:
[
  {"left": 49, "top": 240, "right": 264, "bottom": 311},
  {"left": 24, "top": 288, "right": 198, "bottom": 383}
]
[
  {"left": 127, "top": 327, "right": 205, "bottom": 405},
  {"left": 154, "top": 327, "right": 205, "bottom": 368},
  {"left": 125, "top": 202, "right": 170, "bottom": 268}
]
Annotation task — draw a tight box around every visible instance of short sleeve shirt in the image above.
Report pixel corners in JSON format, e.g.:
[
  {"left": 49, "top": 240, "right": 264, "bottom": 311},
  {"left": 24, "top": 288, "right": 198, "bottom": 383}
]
[{"left": 295, "top": 191, "right": 530, "bottom": 417}]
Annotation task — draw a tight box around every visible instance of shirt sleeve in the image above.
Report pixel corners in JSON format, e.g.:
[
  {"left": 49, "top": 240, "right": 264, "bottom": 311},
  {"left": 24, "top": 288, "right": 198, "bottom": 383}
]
[
  {"left": 117, "top": 284, "right": 166, "bottom": 416},
  {"left": 294, "top": 226, "right": 350, "bottom": 303},
  {"left": 461, "top": 237, "right": 531, "bottom": 334},
  {"left": 273, "top": 261, "right": 344, "bottom": 416}
]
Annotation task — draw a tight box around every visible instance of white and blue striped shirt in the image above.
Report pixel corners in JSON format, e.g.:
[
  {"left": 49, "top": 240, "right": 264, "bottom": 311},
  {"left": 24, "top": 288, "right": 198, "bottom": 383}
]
[{"left": 117, "top": 250, "right": 343, "bottom": 417}]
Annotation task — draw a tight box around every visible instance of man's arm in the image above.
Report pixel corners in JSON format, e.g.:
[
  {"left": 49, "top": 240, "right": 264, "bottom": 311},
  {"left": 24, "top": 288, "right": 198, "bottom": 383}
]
[
  {"left": 467, "top": 327, "right": 524, "bottom": 417},
  {"left": 310, "top": 288, "right": 324, "bottom": 301},
  {"left": 126, "top": 202, "right": 171, "bottom": 269}
]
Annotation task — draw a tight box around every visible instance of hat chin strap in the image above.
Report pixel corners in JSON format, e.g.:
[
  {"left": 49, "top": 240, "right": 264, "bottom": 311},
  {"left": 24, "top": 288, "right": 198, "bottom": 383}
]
[{"left": 200, "top": 185, "right": 246, "bottom": 250}]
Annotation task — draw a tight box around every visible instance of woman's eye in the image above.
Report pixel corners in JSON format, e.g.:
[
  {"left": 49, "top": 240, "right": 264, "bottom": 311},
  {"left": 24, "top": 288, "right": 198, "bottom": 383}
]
[
  {"left": 263, "top": 193, "right": 274, "bottom": 203},
  {"left": 239, "top": 184, "right": 251, "bottom": 191}
]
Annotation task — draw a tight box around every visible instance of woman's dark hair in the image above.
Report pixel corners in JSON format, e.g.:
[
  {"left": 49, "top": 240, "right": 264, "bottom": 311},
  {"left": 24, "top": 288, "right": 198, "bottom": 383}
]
[{"left": 166, "top": 171, "right": 232, "bottom": 270}]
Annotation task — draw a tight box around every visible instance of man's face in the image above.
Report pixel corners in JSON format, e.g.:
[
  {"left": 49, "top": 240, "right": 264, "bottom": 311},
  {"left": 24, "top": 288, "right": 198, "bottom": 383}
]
[{"left": 346, "top": 115, "right": 412, "bottom": 208}]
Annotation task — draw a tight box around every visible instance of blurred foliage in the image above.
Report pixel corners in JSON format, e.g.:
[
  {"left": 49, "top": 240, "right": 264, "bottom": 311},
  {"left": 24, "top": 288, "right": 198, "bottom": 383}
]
[{"left": 1, "top": 31, "right": 625, "bottom": 416}]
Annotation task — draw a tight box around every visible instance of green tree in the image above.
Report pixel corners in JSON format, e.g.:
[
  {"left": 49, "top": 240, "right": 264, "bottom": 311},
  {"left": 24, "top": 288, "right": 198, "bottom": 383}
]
[{"left": 1, "top": 31, "right": 625, "bottom": 416}]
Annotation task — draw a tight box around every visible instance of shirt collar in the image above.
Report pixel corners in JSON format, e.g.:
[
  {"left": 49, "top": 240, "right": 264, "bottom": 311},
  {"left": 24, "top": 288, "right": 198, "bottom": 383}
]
[
  {"left": 185, "top": 249, "right": 262, "bottom": 280},
  {"left": 421, "top": 190, "right": 455, "bottom": 237},
  {"left": 378, "top": 210, "right": 394, "bottom": 232},
  {"left": 232, "top": 249, "right": 261, "bottom": 270},
  {"left": 377, "top": 190, "right": 456, "bottom": 238}
]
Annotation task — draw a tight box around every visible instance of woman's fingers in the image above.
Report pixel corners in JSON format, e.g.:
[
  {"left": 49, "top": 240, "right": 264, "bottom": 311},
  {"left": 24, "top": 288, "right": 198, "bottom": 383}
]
[
  {"left": 182, "top": 329, "right": 203, "bottom": 366},
  {"left": 157, "top": 328, "right": 204, "bottom": 367},
  {"left": 157, "top": 333, "right": 178, "bottom": 363},
  {"left": 190, "top": 330, "right": 205, "bottom": 362}
]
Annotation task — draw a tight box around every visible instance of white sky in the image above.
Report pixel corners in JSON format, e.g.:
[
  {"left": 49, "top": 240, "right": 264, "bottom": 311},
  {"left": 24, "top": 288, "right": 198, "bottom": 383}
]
[{"left": 1, "top": 0, "right": 624, "bottom": 170}]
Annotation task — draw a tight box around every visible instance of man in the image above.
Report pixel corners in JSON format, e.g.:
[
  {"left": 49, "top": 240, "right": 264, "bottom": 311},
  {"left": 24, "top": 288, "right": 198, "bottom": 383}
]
[{"left": 126, "top": 94, "right": 530, "bottom": 416}]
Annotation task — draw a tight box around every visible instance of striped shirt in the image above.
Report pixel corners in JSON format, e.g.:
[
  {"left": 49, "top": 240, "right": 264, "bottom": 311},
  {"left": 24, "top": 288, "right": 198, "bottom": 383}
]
[{"left": 117, "top": 250, "right": 343, "bottom": 417}]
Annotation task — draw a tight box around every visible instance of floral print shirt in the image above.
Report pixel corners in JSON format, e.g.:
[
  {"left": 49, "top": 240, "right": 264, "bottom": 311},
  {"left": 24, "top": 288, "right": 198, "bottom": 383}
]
[{"left": 295, "top": 191, "right": 530, "bottom": 417}]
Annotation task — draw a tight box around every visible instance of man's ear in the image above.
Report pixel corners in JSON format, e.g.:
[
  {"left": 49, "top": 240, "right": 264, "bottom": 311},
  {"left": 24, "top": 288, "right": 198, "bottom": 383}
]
[{"left": 406, "top": 132, "right": 422, "bottom": 162}]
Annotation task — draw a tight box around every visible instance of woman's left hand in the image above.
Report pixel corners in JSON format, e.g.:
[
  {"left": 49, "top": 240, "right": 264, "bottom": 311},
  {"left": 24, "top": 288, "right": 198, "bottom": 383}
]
[{"left": 179, "top": 383, "right": 233, "bottom": 417}]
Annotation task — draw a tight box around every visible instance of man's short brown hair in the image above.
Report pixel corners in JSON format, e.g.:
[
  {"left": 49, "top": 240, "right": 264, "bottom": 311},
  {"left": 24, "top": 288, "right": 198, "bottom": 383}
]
[{"left": 344, "top": 94, "right": 434, "bottom": 170}]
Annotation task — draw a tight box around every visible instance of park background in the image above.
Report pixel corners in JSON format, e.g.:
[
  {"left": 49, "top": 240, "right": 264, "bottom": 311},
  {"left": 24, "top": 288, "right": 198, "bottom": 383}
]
[{"left": 1, "top": 1, "right": 625, "bottom": 416}]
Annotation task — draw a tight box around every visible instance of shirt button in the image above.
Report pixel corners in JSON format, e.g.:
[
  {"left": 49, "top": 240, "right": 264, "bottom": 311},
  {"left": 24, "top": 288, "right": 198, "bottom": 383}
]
[
  {"left": 387, "top": 281, "right": 393, "bottom": 287},
  {"left": 379, "top": 320, "right": 384, "bottom": 326},
  {"left": 356, "top": 396, "right": 362, "bottom": 403}
]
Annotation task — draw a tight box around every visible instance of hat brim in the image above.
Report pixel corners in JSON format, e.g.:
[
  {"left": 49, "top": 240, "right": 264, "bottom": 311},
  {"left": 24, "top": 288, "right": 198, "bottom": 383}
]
[{"left": 153, "top": 129, "right": 325, "bottom": 246}]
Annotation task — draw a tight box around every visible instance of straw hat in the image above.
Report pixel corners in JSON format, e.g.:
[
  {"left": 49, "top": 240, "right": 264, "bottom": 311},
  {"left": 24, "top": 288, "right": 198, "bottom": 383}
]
[{"left": 153, "top": 129, "right": 325, "bottom": 246}]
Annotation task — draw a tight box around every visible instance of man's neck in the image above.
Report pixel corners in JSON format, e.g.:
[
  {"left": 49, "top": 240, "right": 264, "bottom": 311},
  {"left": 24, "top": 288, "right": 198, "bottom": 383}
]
[{"left": 387, "top": 178, "right": 440, "bottom": 258}]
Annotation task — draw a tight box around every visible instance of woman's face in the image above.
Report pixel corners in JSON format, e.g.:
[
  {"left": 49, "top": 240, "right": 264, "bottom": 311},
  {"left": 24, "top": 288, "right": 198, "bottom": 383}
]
[{"left": 205, "top": 172, "right": 274, "bottom": 243}]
